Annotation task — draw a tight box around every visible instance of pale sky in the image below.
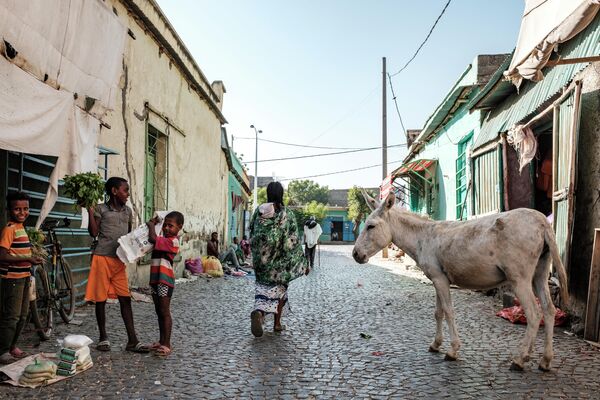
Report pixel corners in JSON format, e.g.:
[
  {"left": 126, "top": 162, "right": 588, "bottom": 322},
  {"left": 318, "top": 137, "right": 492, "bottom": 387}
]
[{"left": 155, "top": 0, "right": 524, "bottom": 189}]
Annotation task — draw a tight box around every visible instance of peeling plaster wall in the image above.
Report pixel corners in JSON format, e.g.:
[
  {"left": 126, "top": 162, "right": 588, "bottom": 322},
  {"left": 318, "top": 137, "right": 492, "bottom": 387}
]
[
  {"left": 99, "top": 0, "right": 229, "bottom": 286},
  {"left": 570, "top": 62, "right": 600, "bottom": 315}
]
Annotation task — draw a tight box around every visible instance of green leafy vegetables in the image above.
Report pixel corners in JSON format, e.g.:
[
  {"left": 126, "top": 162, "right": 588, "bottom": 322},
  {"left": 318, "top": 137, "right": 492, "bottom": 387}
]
[{"left": 63, "top": 172, "right": 105, "bottom": 209}]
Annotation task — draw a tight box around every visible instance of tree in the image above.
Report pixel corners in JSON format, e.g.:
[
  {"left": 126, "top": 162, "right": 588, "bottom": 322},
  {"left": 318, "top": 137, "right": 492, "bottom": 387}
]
[
  {"left": 303, "top": 201, "right": 327, "bottom": 223},
  {"left": 347, "top": 186, "right": 377, "bottom": 239},
  {"left": 287, "top": 179, "right": 329, "bottom": 206}
]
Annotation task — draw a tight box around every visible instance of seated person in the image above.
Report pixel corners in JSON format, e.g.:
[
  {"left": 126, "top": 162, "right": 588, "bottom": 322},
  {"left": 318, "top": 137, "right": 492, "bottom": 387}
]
[{"left": 207, "top": 232, "right": 240, "bottom": 270}]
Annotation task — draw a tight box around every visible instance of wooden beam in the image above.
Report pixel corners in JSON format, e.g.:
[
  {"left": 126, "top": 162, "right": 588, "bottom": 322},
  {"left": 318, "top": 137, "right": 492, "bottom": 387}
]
[
  {"left": 547, "top": 55, "right": 600, "bottom": 67},
  {"left": 584, "top": 229, "right": 600, "bottom": 342}
]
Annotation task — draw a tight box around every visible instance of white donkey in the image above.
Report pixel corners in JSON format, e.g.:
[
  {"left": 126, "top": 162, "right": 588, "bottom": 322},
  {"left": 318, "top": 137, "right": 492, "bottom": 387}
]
[{"left": 352, "top": 192, "right": 569, "bottom": 371}]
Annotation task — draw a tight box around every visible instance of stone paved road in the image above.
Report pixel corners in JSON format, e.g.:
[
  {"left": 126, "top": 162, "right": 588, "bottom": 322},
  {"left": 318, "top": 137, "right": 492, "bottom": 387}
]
[{"left": 3, "top": 245, "right": 600, "bottom": 399}]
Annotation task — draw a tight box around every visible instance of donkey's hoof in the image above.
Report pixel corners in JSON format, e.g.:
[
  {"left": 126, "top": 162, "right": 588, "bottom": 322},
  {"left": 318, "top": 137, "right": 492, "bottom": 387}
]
[
  {"left": 444, "top": 353, "right": 457, "bottom": 361},
  {"left": 509, "top": 362, "right": 524, "bottom": 371},
  {"left": 538, "top": 359, "right": 551, "bottom": 372},
  {"left": 428, "top": 346, "right": 440, "bottom": 353},
  {"left": 538, "top": 364, "right": 551, "bottom": 372}
]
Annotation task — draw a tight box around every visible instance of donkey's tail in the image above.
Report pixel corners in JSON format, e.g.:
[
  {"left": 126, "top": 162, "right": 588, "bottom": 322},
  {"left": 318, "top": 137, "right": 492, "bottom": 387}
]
[{"left": 544, "top": 225, "right": 570, "bottom": 306}]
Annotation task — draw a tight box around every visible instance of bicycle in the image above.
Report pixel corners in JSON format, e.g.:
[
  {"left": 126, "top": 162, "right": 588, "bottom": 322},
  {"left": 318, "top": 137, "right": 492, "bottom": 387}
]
[{"left": 30, "top": 217, "right": 76, "bottom": 340}]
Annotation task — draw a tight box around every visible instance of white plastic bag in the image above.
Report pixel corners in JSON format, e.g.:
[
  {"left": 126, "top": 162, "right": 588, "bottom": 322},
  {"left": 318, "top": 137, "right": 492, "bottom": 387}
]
[
  {"left": 63, "top": 334, "right": 93, "bottom": 349},
  {"left": 116, "top": 211, "right": 170, "bottom": 264}
]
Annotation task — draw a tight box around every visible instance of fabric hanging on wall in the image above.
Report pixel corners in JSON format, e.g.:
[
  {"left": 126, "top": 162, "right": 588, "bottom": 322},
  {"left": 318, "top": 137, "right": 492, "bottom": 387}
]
[
  {"left": 507, "top": 124, "right": 538, "bottom": 172},
  {"left": 505, "top": 0, "right": 600, "bottom": 87},
  {"left": 0, "top": 0, "right": 127, "bottom": 112},
  {"left": 0, "top": 56, "right": 99, "bottom": 227}
]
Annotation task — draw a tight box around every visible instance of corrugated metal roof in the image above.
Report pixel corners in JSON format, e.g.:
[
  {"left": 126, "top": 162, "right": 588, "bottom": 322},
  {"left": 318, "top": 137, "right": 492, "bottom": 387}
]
[
  {"left": 473, "top": 14, "right": 600, "bottom": 149},
  {"left": 467, "top": 52, "right": 514, "bottom": 111}
]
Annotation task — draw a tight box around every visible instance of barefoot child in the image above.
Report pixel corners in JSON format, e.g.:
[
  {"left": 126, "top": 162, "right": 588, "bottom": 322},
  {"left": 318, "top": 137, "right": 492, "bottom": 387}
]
[
  {"left": 146, "top": 211, "right": 184, "bottom": 356},
  {"left": 0, "top": 192, "right": 44, "bottom": 364},
  {"left": 85, "top": 177, "right": 148, "bottom": 353}
]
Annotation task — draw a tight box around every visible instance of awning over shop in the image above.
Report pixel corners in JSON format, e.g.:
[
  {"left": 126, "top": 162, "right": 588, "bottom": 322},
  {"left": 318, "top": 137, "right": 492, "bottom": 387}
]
[
  {"left": 506, "top": 0, "right": 600, "bottom": 87},
  {"left": 392, "top": 159, "right": 437, "bottom": 185}
]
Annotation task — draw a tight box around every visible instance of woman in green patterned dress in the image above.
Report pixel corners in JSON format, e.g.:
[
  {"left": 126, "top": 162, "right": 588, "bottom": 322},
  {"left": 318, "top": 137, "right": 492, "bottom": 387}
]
[{"left": 249, "top": 182, "right": 308, "bottom": 337}]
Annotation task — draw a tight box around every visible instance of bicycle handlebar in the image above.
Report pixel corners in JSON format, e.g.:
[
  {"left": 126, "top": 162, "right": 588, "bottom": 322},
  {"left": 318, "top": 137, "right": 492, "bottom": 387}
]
[{"left": 40, "top": 217, "right": 71, "bottom": 231}]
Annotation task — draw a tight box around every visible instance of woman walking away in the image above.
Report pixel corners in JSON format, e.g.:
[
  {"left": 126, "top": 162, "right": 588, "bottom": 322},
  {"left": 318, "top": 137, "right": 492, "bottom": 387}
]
[{"left": 249, "top": 182, "right": 308, "bottom": 337}]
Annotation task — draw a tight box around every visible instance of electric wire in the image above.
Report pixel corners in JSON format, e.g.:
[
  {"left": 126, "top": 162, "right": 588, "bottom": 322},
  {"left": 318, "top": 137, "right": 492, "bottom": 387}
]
[
  {"left": 387, "top": 73, "right": 407, "bottom": 136},
  {"left": 390, "top": 0, "right": 452, "bottom": 77},
  {"left": 245, "top": 143, "right": 406, "bottom": 164},
  {"left": 279, "top": 160, "right": 403, "bottom": 182},
  {"left": 232, "top": 137, "right": 366, "bottom": 150}
]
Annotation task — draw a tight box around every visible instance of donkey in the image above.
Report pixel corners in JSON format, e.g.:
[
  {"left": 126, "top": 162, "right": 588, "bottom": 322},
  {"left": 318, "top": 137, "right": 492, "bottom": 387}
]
[{"left": 352, "top": 192, "right": 569, "bottom": 371}]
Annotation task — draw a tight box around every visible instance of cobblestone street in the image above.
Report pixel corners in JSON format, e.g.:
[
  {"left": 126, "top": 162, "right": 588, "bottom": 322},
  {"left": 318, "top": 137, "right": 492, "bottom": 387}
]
[{"left": 4, "top": 245, "right": 600, "bottom": 399}]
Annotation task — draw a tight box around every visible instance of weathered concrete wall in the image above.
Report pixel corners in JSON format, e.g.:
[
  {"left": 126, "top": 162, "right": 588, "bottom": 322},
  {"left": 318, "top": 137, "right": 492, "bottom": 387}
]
[
  {"left": 99, "top": 0, "right": 229, "bottom": 286},
  {"left": 570, "top": 62, "right": 600, "bottom": 314}
]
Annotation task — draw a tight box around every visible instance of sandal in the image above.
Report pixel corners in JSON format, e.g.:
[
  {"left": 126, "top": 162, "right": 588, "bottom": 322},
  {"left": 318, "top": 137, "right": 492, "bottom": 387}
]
[
  {"left": 145, "top": 342, "right": 162, "bottom": 351},
  {"left": 250, "top": 310, "right": 264, "bottom": 337},
  {"left": 126, "top": 342, "right": 150, "bottom": 353},
  {"left": 96, "top": 340, "right": 111, "bottom": 352},
  {"left": 154, "top": 345, "right": 171, "bottom": 357},
  {"left": 273, "top": 325, "right": 286, "bottom": 333},
  {"left": 9, "top": 347, "right": 28, "bottom": 359}
]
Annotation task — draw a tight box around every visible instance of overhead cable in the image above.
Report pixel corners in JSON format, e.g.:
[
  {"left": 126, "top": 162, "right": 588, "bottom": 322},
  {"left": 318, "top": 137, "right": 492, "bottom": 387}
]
[
  {"left": 232, "top": 137, "right": 366, "bottom": 150},
  {"left": 279, "top": 160, "right": 403, "bottom": 182},
  {"left": 245, "top": 143, "right": 406, "bottom": 164},
  {"left": 387, "top": 73, "right": 407, "bottom": 136},
  {"left": 390, "top": 0, "right": 452, "bottom": 77}
]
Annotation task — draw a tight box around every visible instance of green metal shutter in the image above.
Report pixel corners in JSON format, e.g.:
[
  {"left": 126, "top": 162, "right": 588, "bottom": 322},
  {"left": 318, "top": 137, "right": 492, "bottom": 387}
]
[{"left": 472, "top": 146, "right": 502, "bottom": 216}]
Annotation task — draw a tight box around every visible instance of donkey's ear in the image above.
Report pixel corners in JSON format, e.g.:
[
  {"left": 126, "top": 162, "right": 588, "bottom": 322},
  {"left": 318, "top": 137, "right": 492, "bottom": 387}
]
[
  {"left": 361, "top": 188, "right": 379, "bottom": 211},
  {"left": 384, "top": 192, "right": 396, "bottom": 210}
]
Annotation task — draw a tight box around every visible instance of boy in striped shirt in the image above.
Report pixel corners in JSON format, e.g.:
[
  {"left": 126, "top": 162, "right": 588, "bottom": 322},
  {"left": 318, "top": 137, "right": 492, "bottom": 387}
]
[
  {"left": 145, "top": 211, "right": 183, "bottom": 357},
  {"left": 0, "top": 192, "right": 44, "bottom": 364}
]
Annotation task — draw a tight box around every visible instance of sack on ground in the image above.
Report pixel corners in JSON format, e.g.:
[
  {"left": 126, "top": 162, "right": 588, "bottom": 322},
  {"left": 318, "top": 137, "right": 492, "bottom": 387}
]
[
  {"left": 116, "top": 211, "right": 170, "bottom": 264},
  {"left": 185, "top": 257, "right": 203, "bottom": 275},
  {"left": 63, "top": 334, "right": 93, "bottom": 349},
  {"left": 202, "top": 256, "right": 223, "bottom": 277}
]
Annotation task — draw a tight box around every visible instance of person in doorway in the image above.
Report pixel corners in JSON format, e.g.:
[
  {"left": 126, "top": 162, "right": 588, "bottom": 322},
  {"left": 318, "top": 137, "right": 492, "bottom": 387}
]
[
  {"left": 207, "top": 232, "right": 241, "bottom": 270},
  {"left": 249, "top": 182, "right": 308, "bottom": 337},
  {"left": 145, "top": 211, "right": 184, "bottom": 357},
  {"left": 303, "top": 216, "right": 322, "bottom": 272},
  {"left": 0, "top": 192, "right": 44, "bottom": 364},
  {"left": 85, "top": 177, "right": 148, "bottom": 353}
]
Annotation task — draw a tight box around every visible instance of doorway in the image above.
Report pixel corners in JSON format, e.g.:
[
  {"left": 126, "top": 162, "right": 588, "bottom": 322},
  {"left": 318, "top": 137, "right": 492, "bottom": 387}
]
[{"left": 330, "top": 221, "right": 343, "bottom": 241}]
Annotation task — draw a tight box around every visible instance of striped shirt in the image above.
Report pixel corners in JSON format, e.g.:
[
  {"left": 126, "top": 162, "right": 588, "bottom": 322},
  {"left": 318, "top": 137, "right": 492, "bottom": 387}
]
[
  {"left": 149, "top": 236, "right": 180, "bottom": 288},
  {"left": 0, "top": 222, "right": 32, "bottom": 279}
]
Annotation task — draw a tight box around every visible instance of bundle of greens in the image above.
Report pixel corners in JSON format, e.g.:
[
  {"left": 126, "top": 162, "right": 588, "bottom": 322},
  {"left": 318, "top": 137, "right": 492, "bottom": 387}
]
[
  {"left": 63, "top": 172, "right": 105, "bottom": 209},
  {"left": 26, "top": 227, "right": 48, "bottom": 259}
]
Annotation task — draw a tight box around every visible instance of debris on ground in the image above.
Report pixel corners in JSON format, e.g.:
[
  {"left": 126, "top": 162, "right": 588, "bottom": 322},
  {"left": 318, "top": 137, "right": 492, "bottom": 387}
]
[
  {"left": 496, "top": 298, "right": 568, "bottom": 326},
  {"left": 359, "top": 333, "right": 372, "bottom": 339}
]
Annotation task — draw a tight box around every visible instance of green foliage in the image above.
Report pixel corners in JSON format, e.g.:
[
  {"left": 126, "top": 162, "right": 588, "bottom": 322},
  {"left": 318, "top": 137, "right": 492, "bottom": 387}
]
[
  {"left": 26, "top": 227, "right": 48, "bottom": 259},
  {"left": 287, "top": 179, "right": 329, "bottom": 206},
  {"left": 347, "top": 186, "right": 377, "bottom": 237},
  {"left": 302, "top": 201, "right": 327, "bottom": 222},
  {"left": 63, "top": 172, "right": 105, "bottom": 209}
]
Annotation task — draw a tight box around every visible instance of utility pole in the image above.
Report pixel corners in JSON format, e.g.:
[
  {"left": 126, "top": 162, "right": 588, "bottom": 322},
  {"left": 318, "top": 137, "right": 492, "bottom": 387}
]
[
  {"left": 382, "top": 57, "right": 388, "bottom": 259},
  {"left": 250, "top": 125, "right": 262, "bottom": 211}
]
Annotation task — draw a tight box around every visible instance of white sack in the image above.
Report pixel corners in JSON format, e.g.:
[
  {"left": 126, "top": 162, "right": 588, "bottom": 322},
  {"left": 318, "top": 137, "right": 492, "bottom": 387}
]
[{"left": 117, "top": 211, "right": 171, "bottom": 264}]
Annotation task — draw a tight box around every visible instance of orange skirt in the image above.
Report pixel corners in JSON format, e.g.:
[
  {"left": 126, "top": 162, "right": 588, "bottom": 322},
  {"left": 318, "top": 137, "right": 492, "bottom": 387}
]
[{"left": 85, "top": 255, "right": 130, "bottom": 302}]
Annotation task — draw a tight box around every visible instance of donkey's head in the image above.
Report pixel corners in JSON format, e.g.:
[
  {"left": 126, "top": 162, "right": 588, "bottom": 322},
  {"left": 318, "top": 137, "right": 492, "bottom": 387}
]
[{"left": 352, "top": 192, "right": 396, "bottom": 264}]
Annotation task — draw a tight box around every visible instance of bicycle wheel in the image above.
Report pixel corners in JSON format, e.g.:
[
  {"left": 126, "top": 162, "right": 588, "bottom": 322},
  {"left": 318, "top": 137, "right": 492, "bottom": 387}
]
[
  {"left": 56, "top": 257, "right": 76, "bottom": 323},
  {"left": 30, "top": 265, "right": 53, "bottom": 340}
]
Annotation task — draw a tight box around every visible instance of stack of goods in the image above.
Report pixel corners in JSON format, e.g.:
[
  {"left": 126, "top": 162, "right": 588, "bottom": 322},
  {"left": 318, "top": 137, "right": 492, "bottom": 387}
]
[
  {"left": 201, "top": 256, "right": 224, "bottom": 277},
  {"left": 57, "top": 334, "right": 93, "bottom": 376},
  {"left": 18, "top": 358, "right": 57, "bottom": 386}
]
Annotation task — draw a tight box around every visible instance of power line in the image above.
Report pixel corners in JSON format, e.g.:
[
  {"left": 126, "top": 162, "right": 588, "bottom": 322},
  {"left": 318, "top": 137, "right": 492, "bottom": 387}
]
[
  {"left": 245, "top": 143, "right": 406, "bottom": 164},
  {"left": 280, "top": 160, "right": 403, "bottom": 182},
  {"left": 390, "top": 0, "right": 452, "bottom": 77},
  {"left": 387, "top": 73, "right": 406, "bottom": 136},
  {"left": 233, "top": 137, "right": 365, "bottom": 150}
]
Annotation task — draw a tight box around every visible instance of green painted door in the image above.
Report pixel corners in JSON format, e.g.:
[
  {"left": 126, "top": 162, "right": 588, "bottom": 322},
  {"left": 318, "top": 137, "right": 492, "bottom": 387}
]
[{"left": 455, "top": 132, "right": 473, "bottom": 220}]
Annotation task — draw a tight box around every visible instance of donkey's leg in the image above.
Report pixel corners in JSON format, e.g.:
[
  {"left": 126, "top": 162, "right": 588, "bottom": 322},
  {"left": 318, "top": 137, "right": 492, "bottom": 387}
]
[
  {"left": 533, "top": 253, "right": 556, "bottom": 372},
  {"left": 429, "top": 292, "right": 444, "bottom": 353},
  {"left": 430, "top": 276, "right": 460, "bottom": 361},
  {"left": 510, "top": 282, "right": 541, "bottom": 371}
]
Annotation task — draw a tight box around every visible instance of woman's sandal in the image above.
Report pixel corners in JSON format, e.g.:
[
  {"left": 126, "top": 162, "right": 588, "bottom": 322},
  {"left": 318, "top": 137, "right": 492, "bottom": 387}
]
[
  {"left": 10, "top": 347, "right": 28, "bottom": 359},
  {"left": 125, "top": 342, "right": 150, "bottom": 353},
  {"left": 251, "top": 310, "right": 264, "bottom": 337},
  {"left": 154, "top": 345, "right": 171, "bottom": 357},
  {"left": 96, "top": 340, "right": 111, "bottom": 352},
  {"left": 145, "top": 342, "right": 162, "bottom": 351},
  {"left": 273, "top": 325, "right": 286, "bottom": 333}
]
